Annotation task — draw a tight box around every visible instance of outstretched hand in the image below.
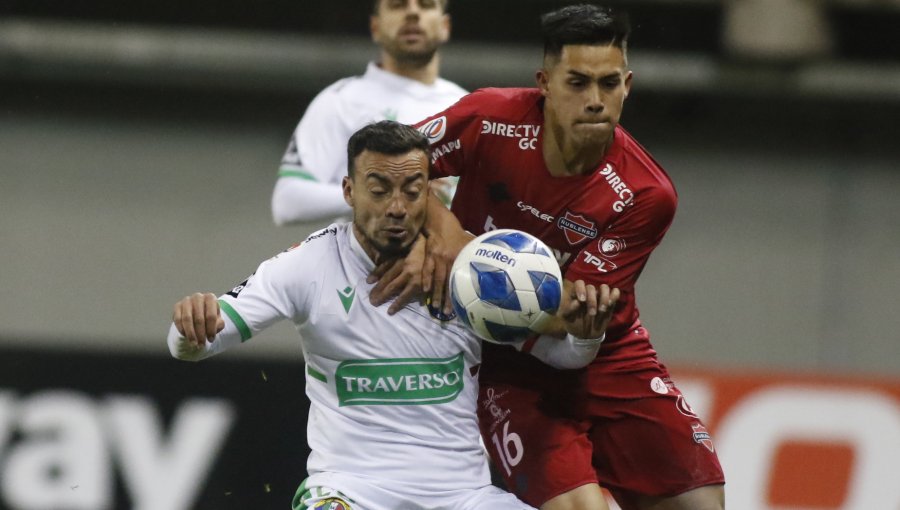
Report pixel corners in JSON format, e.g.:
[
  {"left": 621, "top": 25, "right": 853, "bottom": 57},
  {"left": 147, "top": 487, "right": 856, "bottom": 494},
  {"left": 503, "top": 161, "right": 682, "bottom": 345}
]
[
  {"left": 172, "top": 292, "right": 225, "bottom": 346},
  {"left": 559, "top": 280, "right": 621, "bottom": 340}
]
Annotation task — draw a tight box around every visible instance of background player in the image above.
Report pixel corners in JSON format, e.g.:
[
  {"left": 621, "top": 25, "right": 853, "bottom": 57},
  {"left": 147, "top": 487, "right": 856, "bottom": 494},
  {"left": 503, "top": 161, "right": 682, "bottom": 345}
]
[
  {"left": 169, "top": 121, "right": 619, "bottom": 510},
  {"left": 272, "top": 0, "right": 466, "bottom": 225},
  {"left": 370, "top": 4, "right": 726, "bottom": 510}
]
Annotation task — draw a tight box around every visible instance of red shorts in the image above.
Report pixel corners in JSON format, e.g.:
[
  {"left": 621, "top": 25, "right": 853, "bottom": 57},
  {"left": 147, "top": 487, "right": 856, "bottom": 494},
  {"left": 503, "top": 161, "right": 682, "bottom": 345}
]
[{"left": 476, "top": 349, "right": 724, "bottom": 508}]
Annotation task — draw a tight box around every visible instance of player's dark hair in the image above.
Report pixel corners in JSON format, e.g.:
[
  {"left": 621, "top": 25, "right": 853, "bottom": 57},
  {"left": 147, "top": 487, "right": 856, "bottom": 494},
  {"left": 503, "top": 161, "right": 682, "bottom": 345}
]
[
  {"left": 541, "top": 4, "right": 630, "bottom": 61},
  {"left": 372, "top": 0, "right": 449, "bottom": 15},
  {"left": 347, "top": 121, "right": 431, "bottom": 177}
]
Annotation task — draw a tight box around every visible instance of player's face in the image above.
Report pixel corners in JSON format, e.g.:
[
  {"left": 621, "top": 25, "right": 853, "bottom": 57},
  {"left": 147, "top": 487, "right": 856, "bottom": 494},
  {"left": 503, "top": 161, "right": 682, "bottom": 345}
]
[
  {"left": 344, "top": 149, "right": 429, "bottom": 260},
  {"left": 371, "top": 0, "right": 450, "bottom": 66},
  {"left": 538, "top": 44, "right": 633, "bottom": 151}
]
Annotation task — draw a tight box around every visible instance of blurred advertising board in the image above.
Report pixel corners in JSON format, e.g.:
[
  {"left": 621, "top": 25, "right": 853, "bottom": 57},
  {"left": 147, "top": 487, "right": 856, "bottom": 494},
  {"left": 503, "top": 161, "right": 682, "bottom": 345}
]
[
  {"left": 0, "top": 345, "right": 897, "bottom": 510},
  {"left": 671, "top": 367, "right": 900, "bottom": 510},
  {"left": 0, "top": 346, "right": 309, "bottom": 510}
]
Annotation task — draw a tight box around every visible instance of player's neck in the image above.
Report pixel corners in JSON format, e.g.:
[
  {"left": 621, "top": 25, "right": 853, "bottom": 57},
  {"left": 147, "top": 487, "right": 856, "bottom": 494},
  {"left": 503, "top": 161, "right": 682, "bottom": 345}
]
[
  {"left": 352, "top": 224, "right": 381, "bottom": 264},
  {"left": 379, "top": 53, "right": 440, "bottom": 85},
  {"left": 542, "top": 121, "right": 609, "bottom": 177}
]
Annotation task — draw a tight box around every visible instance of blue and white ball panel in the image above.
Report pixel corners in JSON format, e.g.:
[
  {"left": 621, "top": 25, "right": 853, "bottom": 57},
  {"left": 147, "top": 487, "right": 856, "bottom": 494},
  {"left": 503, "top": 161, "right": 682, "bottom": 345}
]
[
  {"left": 481, "top": 230, "right": 551, "bottom": 257},
  {"left": 449, "top": 275, "right": 473, "bottom": 329},
  {"left": 528, "top": 270, "right": 561, "bottom": 312},
  {"left": 471, "top": 262, "right": 522, "bottom": 310}
]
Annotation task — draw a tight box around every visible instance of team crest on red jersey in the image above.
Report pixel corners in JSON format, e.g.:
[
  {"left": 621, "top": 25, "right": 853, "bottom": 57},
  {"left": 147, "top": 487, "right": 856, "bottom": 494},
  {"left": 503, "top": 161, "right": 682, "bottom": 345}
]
[
  {"left": 557, "top": 211, "right": 599, "bottom": 245},
  {"left": 691, "top": 423, "right": 715, "bottom": 452}
]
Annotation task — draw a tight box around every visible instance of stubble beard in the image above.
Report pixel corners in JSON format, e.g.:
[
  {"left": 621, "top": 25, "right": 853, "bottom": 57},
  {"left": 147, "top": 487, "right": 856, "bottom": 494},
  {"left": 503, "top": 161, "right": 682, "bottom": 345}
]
[
  {"left": 354, "top": 220, "right": 411, "bottom": 262},
  {"left": 384, "top": 40, "right": 440, "bottom": 69}
]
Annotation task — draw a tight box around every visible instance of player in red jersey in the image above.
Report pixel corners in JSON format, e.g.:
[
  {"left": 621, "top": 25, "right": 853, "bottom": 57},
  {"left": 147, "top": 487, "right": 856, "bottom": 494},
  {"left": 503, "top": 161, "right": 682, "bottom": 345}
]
[{"left": 370, "top": 4, "right": 725, "bottom": 510}]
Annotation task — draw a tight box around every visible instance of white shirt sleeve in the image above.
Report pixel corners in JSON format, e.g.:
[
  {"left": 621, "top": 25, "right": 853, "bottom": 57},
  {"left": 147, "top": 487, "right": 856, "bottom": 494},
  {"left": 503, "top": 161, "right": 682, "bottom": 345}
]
[
  {"left": 167, "top": 245, "right": 318, "bottom": 361},
  {"left": 512, "top": 333, "right": 605, "bottom": 370},
  {"left": 272, "top": 177, "right": 351, "bottom": 225},
  {"left": 167, "top": 320, "right": 244, "bottom": 361},
  {"left": 272, "top": 85, "right": 354, "bottom": 225}
]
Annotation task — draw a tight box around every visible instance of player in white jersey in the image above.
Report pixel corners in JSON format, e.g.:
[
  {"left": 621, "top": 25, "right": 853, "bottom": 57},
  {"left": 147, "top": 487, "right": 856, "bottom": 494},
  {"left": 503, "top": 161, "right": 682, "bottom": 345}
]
[
  {"left": 169, "top": 121, "right": 619, "bottom": 510},
  {"left": 272, "top": 0, "right": 467, "bottom": 225}
]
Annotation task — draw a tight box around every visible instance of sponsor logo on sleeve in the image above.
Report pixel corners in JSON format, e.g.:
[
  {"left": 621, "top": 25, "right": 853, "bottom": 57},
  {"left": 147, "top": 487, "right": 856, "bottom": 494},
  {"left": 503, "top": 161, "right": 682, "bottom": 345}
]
[
  {"left": 226, "top": 275, "right": 254, "bottom": 298},
  {"left": 430, "top": 139, "right": 461, "bottom": 163},
  {"left": 598, "top": 236, "right": 626, "bottom": 257},
  {"left": 677, "top": 394, "right": 699, "bottom": 418},
  {"left": 419, "top": 116, "right": 447, "bottom": 144},
  {"left": 282, "top": 137, "right": 302, "bottom": 166},
  {"left": 581, "top": 252, "right": 618, "bottom": 273},
  {"left": 651, "top": 377, "right": 670, "bottom": 394}
]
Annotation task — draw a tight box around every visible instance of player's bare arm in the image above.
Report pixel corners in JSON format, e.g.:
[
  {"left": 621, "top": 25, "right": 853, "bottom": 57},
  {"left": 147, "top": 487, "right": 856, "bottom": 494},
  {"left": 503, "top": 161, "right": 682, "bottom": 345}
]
[{"left": 172, "top": 292, "right": 225, "bottom": 346}]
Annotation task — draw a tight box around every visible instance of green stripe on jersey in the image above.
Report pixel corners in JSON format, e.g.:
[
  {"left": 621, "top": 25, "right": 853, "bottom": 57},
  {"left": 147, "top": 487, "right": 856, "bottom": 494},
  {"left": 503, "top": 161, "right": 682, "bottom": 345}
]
[
  {"left": 279, "top": 167, "right": 317, "bottom": 181},
  {"left": 218, "top": 300, "right": 251, "bottom": 342},
  {"left": 292, "top": 479, "right": 310, "bottom": 510},
  {"left": 307, "top": 365, "right": 327, "bottom": 383}
]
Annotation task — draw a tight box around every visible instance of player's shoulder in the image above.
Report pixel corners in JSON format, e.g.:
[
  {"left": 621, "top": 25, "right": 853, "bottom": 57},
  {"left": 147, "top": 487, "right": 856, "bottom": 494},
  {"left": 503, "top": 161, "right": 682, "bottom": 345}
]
[
  {"left": 318, "top": 73, "right": 365, "bottom": 96},
  {"left": 308, "top": 72, "right": 384, "bottom": 112},
  {"left": 298, "top": 223, "right": 347, "bottom": 252},
  {"left": 453, "top": 87, "right": 542, "bottom": 118},
  {"left": 267, "top": 224, "right": 346, "bottom": 265},
  {"left": 300, "top": 75, "right": 365, "bottom": 120},
  {"left": 614, "top": 127, "right": 676, "bottom": 196}
]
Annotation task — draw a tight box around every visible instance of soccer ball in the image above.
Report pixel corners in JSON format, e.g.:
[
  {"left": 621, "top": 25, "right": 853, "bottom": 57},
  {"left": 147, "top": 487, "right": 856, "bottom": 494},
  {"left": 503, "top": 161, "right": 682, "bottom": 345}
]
[{"left": 450, "top": 229, "right": 562, "bottom": 344}]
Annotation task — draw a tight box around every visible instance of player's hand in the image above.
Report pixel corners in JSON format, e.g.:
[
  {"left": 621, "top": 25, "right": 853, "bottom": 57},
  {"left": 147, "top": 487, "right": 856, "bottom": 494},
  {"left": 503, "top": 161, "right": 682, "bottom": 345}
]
[
  {"left": 559, "top": 280, "right": 620, "bottom": 340},
  {"left": 368, "top": 235, "right": 427, "bottom": 315},
  {"left": 173, "top": 292, "right": 225, "bottom": 346},
  {"left": 421, "top": 228, "right": 458, "bottom": 315}
]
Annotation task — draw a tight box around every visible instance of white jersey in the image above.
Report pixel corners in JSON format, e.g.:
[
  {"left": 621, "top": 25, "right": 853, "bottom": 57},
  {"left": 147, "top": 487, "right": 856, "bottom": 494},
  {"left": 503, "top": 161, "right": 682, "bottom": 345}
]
[
  {"left": 215, "top": 223, "right": 491, "bottom": 495},
  {"left": 280, "top": 62, "right": 467, "bottom": 186}
]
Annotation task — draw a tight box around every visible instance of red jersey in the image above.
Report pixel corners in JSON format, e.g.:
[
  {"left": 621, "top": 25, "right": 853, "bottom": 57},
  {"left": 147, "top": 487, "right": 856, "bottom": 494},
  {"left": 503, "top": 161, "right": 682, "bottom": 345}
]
[{"left": 418, "top": 88, "right": 677, "bottom": 370}]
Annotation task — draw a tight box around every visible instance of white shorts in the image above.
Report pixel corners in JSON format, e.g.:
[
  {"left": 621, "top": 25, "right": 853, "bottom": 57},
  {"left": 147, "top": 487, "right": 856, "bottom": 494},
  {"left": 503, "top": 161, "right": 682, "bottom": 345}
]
[{"left": 293, "top": 474, "right": 536, "bottom": 510}]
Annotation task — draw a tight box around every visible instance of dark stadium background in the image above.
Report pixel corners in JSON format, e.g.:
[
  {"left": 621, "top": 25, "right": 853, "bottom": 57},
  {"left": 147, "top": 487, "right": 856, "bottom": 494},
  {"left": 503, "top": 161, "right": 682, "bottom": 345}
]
[{"left": 1, "top": 1, "right": 899, "bottom": 509}]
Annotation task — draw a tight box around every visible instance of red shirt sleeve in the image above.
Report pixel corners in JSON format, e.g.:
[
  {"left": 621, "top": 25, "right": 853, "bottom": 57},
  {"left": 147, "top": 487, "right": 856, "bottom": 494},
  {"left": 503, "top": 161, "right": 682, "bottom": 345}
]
[{"left": 415, "top": 90, "right": 491, "bottom": 180}]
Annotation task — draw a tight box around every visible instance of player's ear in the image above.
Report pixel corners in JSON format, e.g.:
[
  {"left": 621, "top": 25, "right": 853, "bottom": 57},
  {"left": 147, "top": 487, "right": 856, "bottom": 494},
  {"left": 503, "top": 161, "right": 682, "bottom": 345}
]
[
  {"left": 370, "top": 14, "right": 380, "bottom": 44},
  {"left": 623, "top": 70, "right": 633, "bottom": 99},
  {"left": 342, "top": 176, "right": 354, "bottom": 207},
  {"left": 536, "top": 69, "right": 550, "bottom": 97},
  {"left": 439, "top": 13, "right": 451, "bottom": 44}
]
